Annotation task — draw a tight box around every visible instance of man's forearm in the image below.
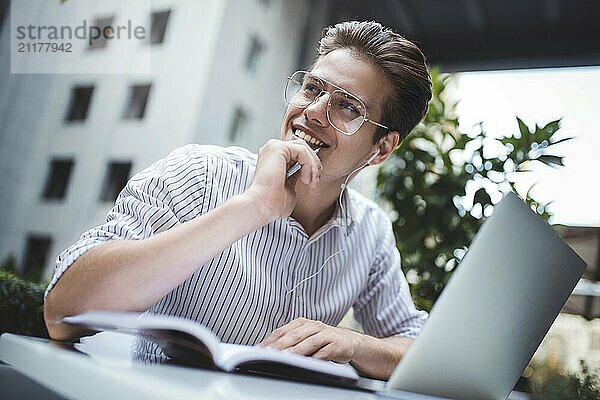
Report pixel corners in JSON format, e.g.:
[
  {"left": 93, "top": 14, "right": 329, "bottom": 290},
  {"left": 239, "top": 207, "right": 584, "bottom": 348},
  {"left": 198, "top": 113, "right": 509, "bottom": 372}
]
[
  {"left": 351, "top": 334, "right": 413, "bottom": 380},
  {"left": 44, "top": 191, "right": 274, "bottom": 340}
]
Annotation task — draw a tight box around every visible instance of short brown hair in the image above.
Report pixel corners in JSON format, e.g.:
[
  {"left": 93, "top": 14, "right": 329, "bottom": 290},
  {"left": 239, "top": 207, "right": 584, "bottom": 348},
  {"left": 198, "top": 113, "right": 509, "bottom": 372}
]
[{"left": 316, "top": 21, "right": 432, "bottom": 143}]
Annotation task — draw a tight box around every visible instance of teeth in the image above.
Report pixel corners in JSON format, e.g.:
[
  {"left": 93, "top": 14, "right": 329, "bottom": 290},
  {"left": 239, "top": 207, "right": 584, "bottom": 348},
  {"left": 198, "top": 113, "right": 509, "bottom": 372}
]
[{"left": 293, "top": 129, "right": 326, "bottom": 147}]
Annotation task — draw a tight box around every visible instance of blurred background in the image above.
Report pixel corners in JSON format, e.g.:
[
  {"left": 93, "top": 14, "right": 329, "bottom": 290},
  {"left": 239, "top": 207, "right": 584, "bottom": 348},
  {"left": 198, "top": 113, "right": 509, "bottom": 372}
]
[{"left": 0, "top": 0, "right": 599, "bottom": 397}]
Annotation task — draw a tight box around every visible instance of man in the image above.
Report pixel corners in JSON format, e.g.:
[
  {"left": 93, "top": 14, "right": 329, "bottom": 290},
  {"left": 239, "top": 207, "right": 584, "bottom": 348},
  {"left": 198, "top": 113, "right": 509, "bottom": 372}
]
[{"left": 44, "top": 21, "right": 432, "bottom": 380}]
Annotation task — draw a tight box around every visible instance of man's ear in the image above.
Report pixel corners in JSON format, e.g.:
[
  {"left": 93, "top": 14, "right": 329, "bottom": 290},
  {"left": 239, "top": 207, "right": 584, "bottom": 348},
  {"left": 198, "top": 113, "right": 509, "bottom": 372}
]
[{"left": 370, "top": 131, "right": 400, "bottom": 165}]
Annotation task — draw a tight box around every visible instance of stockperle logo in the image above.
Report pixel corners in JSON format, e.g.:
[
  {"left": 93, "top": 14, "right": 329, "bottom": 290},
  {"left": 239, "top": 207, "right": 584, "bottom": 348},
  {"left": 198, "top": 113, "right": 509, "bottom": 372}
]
[{"left": 10, "top": 0, "right": 152, "bottom": 74}]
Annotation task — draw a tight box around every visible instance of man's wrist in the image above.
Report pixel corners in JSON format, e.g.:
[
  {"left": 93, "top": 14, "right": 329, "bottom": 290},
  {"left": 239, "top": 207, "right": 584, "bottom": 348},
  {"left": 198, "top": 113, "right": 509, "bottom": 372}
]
[
  {"left": 237, "top": 189, "right": 279, "bottom": 227},
  {"left": 347, "top": 329, "right": 369, "bottom": 362},
  {"left": 347, "top": 330, "right": 395, "bottom": 379}
]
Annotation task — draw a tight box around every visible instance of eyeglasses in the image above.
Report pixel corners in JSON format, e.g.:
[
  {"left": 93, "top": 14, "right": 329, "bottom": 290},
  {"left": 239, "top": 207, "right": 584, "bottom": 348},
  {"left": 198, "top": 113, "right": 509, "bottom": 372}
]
[{"left": 284, "top": 70, "right": 389, "bottom": 135}]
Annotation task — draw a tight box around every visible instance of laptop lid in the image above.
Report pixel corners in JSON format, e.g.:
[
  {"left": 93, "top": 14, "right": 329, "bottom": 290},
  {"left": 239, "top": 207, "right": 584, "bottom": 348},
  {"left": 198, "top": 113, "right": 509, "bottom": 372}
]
[{"left": 386, "top": 192, "right": 586, "bottom": 400}]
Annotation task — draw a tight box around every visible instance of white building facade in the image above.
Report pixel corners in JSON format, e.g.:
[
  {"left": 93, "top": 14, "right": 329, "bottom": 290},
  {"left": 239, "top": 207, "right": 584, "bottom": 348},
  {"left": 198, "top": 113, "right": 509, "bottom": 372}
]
[{"left": 0, "top": 0, "right": 331, "bottom": 278}]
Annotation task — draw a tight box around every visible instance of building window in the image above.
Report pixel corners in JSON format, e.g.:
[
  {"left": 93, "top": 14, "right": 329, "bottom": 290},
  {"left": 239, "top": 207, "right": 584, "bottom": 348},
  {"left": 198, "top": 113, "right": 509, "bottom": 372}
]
[
  {"left": 150, "top": 10, "right": 171, "bottom": 44},
  {"left": 0, "top": 1, "right": 8, "bottom": 33},
  {"left": 65, "top": 85, "right": 94, "bottom": 122},
  {"left": 89, "top": 16, "right": 114, "bottom": 49},
  {"left": 123, "top": 84, "right": 152, "bottom": 119},
  {"left": 229, "top": 106, "right": 249, "bottom": 142},
  {"left": 22, "top": 234, "right": 52, "bottom": 280},
  {"left": 42, "top": 158, "right": 74, "bottom": 200},
  {"left": 99, "top": 161, "right": 132, "bottom": 202},
  {"left": 245, "top": 35, "right": 265, "bottom": 74}
]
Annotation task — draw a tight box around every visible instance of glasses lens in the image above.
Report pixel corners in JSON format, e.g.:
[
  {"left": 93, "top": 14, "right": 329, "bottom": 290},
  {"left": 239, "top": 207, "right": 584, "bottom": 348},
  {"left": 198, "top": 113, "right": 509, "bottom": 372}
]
[
  {"left": 284, "top": 71, "right": 367, "bottom": 135},
  {"left": 285, "top": 71, "right": 323, "bottom": 108},
  {"left": 329, "top": 90, "right": 366, "bottom": 135}
]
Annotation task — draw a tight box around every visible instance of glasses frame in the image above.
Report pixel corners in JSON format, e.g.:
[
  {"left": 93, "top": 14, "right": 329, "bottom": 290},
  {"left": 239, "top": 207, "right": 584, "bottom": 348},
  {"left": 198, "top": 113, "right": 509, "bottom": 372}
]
[{"left": 284, "top": 70, "right": 389, "bottom": 136}]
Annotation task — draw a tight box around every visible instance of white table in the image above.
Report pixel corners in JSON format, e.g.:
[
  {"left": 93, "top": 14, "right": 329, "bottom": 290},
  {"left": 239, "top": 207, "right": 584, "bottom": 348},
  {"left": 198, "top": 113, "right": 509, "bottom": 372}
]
[{"left": 0, "top": 333, "right": 450, "bottom": 400}]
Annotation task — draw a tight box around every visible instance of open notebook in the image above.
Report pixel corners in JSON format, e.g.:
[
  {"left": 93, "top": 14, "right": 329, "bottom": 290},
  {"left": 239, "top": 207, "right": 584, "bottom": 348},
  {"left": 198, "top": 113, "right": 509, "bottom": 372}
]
[{"left": 63, "top": 310, "right": 359, "bottom": 386}]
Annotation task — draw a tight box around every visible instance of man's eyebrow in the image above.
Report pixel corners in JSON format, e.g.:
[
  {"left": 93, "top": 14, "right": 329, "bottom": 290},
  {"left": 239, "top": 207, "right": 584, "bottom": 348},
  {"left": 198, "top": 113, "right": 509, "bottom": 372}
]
[
  {"left": 310, "top": 72, "right": 369, "bottom": 106},
  {"left": 339, "top": 91, "right": 367, "bottom": 108},
  {"left": 307, "top": 73, "right": 326, "bottom": 87},
  {"left": 339, "top": 87, "right": 369, "bottom": 109}
]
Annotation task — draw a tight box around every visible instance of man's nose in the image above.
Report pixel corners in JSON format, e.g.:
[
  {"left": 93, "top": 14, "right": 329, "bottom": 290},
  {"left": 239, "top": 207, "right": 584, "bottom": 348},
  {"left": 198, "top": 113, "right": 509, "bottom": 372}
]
[{"left": 303, "top": 92, "right": 330, "bottom": 127}]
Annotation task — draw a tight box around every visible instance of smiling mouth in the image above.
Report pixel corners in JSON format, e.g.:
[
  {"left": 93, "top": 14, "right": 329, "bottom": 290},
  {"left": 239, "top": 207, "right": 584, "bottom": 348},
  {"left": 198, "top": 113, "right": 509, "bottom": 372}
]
[{"left": 292, "top": 129, "right": 329, "bottom": 150}]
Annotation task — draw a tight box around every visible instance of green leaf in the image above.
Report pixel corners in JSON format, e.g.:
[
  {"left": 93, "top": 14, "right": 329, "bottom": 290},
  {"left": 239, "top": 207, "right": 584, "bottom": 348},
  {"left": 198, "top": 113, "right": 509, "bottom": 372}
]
[
  {"left": 549, "top": 136, "right": 574, "bottom": 146},
  {"left": 517, "top": 117, "right": 530, "bottom": 138},
  {"left": 541, "top": 119, "right": 561, "bottom": 135},
  {"left": 537, "top": 155, "right": 565, "bottom": 167}
]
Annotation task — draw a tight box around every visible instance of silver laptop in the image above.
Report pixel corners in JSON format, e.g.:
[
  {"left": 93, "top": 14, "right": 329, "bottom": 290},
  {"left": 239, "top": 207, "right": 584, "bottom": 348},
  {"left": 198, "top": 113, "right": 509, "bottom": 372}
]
[{"left": 385, "top": 192, "right": 586, "bottom": 400}]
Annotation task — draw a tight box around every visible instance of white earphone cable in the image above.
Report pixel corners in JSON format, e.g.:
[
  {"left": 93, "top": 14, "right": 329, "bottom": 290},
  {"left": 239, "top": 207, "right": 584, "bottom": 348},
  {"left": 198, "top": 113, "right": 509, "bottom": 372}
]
[{"left": 285, "top": 152, "right": 376, "bottom": 295}]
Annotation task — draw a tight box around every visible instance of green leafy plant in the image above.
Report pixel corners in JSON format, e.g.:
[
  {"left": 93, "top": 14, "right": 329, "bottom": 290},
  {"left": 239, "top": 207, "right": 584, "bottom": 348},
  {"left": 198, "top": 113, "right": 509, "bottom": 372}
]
[
  {"left": 530, "top": 360, "right": 600, "bottom": 400},
  {"left": 0, "top": 257, "right": 49, "bottom": 338},
  {"left": 0, "top": 254, "right": 17, "bottom": 274},
  {"left": 377, "top": 69, "right": 570, "bottom": 310}
]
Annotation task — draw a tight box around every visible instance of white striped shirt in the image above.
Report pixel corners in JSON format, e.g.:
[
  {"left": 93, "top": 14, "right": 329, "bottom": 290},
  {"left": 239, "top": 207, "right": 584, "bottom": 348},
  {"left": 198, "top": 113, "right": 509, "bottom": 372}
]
[{"left": 47, "top": 144, "right": 427, "bottom": 350}]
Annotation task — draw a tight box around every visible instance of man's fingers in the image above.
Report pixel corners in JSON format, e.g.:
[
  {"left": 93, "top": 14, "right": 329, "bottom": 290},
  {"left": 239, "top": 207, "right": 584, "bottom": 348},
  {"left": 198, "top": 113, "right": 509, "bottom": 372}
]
[
  {"left": 286, "top": 140, "right": 322, "bottom": 185},
  {"left": 259, "top": 317, "right": 316, "bottom": 347},
  {"left": 270, "top": 326, "right": 322, "bottom": 350},
  {"left": 259, "top": 318, "right": 355, "bottom": 363},
  {"left": 288, "top": 331, "right": 331, "bottom": 356},
  {"left": 259, "top": 326, "right": 287, "bottom": 347},
  {"left": 250, "top": 139, "right": 322, "bottom": 219},
  {"left": 259, "top": 139, "right": 322, "bottom": 186},
  {"left": 259, "top": 319, "right": 296, "bottom": 346},
  {"left": 311, "top": 342, "right": 337, "bottom": 360},
  {"left": 263, "top": 324, "right": 321, "bottom": 350}
]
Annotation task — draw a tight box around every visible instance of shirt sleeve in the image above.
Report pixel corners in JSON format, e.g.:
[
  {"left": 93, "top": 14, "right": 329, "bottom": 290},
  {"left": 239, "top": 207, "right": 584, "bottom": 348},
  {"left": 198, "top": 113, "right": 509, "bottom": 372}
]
[
  {"left": 352, "top": 216, "right": 428, "bottom": 339},
  {"left": 44, "top": 145, "right": 208, "bottom": 298}
]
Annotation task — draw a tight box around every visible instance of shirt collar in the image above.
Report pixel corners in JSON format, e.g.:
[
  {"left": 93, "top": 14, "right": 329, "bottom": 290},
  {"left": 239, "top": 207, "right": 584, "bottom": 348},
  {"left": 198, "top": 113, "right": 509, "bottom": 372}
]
[{"left": 308, "top": 189, "right": 356, "bottom": 241}]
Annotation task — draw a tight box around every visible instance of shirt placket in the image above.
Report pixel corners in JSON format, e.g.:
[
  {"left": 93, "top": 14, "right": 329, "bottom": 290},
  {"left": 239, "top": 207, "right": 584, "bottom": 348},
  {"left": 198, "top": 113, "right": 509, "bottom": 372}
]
[
  {"left": 282, "top": 212, "right": 352, "bottom": 322},
  {"left": 282, "top": 218, "right": 308, "bottom": 322},
  {"left": 290, "top": 243, "right": 312, "bottom": 318},
  {"left": 289, "top": 228, "right": 340, "bottom": 320}
]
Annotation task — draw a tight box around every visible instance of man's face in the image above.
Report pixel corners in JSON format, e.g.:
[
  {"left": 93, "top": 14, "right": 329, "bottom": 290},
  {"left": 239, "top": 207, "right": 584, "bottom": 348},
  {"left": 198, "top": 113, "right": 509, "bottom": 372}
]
[{"left": 280, "top": 48, "right": 390, "bottom": 184}]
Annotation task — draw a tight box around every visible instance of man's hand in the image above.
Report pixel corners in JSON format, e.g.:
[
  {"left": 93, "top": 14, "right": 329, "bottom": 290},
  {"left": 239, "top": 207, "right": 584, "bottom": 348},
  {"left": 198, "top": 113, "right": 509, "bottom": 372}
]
[
  {"left": 259, "top": 317, "right": 414, "bottom": 379},
  {"left": 259, "top": 317, "right": 364, "bottom": 364},
  {"left": 247, "top": 139, "right": 322, "bottom": 223}
]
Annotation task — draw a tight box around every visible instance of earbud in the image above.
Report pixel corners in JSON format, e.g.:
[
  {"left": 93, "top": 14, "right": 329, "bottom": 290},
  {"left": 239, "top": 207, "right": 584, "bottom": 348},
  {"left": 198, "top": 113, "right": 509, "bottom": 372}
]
[{"left": 366, "top": 148, "right": 381, "bottom": 165}]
